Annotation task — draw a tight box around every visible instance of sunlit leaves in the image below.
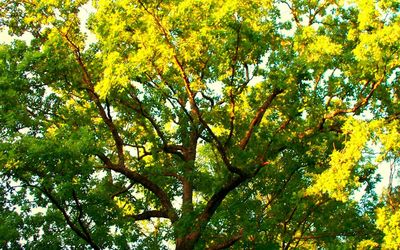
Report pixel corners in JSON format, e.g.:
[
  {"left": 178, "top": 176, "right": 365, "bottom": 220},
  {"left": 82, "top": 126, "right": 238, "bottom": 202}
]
[
  {"left": 294, "top": 26, "right": 342, "bottom": 64},
  {"left": 375, "top": 120, "right": 400, "bottom": 163},
  {"left": 376, "top": 204, "right": 400, "bottom": 248},
  {"left": 307, "top": 118, "right": 372, "bottom": 201},
  {"left": 91, "top": 0, "right": 276, "bottom": 97}
]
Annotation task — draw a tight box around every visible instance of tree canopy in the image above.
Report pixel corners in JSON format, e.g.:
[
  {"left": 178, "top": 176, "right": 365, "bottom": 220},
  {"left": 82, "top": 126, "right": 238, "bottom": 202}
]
[{"left": 1, "top": 0, "right": 399, "bottom": 249}]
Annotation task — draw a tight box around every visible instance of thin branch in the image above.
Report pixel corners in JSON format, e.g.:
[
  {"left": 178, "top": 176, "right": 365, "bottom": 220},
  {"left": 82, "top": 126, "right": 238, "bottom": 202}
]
[
  {"left": 289, "top": 199, "right": 329, "bottom": 248},
  {"left": 262, "top": 166, "right": 300, "bottom": 214},
  {"left": 282, "top": 1, "right": 302, "bottom": 27},
  {"left": 163, "top": 172, "right": 187, "bottom": 184},
  {"left": 386, "top": 112, "right": 400, "bottom": 122},
  {"left": 229, "top": 22, "right": 242, "bottom": 87},
  {"left": 126, "top": 91, "right": 168, "bottom": 143},
  {"left": 127, "top": 210, "right": 169, "bottom": 221},
  {"left": 123, "top": 143, "right": 153, "bottom": 160},
  {"left": 39, "top": 186, "right": 100, "bottom": 250},
  {"left": 200, "top": 91, "right": 215, "bottom": 108},
  {"left": 147, "top": 62, "right": 194, "bottom": 122},
  {"left": 72, "top": 190, "right": 94, "bottom": 243},
  {"left": 293, "top": 231, "right": 369, "bottom": 241},
  {"left": 206, "top": 230, "right": 243, "bottom": 250},
  {"left": 225, "top": 88, "right": 236, "bottom": 148},
  {"left": 111, "top": 182, "right": 135, "bottom": 199},
  {"left": 308, "top": 0, "right": 330, "bottom": 25},
  {"left": 120, "top": 91, "right": 186, "bottom": 160},
  {"left": 105, "top": 98, "right": 113, "bottom": 121}
]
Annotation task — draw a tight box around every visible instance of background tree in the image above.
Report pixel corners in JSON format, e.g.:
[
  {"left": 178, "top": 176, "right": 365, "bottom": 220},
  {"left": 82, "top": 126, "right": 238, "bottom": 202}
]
[{"left": 1, "top": 0, "right": 399, "bottom": 249}]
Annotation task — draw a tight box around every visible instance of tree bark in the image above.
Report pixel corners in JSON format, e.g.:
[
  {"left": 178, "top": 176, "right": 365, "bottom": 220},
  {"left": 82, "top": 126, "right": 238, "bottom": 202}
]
[{"left": 175, "top": 232, "right": 200, "bottom": 250}]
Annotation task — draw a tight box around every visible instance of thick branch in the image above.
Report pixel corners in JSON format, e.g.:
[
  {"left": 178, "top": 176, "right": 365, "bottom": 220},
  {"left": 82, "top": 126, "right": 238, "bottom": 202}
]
[
  {"left": 97, "top": 153, "right": 178, "bottom": 222},
  {"left": 174, "top": 57, "right": 246, "bottom": 176},
  {"left": 63, "top": 33, "right": 125, "bottom": 167},
  {"left": 141, "top": 3, "right": 245, "bottom": 176},
  {"left": 174, "top": 175, "right": 248, "bottom": 249},
  {"left": 301, "top": 77, "right": 384, "bottom": 139},
  {"left": 198, "top": 175, "right": 247, "bottom": 227},
  {"left": 225, "top": 24, "right": 241, "bottom": 148},
  {"left": 164, "top": 171, "right": 193, "bottom": 213},
  {"left": 239, "top": 88, "right": 283, "bottom": 150},
  {"left": 324, "top": 79, "right": 382, "bottom": 119}
]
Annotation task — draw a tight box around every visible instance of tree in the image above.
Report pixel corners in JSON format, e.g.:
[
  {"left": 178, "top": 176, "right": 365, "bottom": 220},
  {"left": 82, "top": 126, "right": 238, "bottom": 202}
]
[{"left": 0, "top": 0, "right": 399, "bottom": 249}]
